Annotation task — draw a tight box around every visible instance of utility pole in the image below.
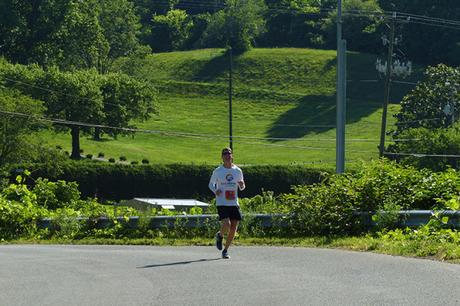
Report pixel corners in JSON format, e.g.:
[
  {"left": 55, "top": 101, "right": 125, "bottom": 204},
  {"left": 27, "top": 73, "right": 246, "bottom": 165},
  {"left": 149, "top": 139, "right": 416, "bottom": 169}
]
[
  {"left": 228, "top": 46, "right": 233, "bottom": 151},
  {"left": 379, "top": 12, "right": 396, "bottom": 157},
  {"left": 336, "top": 0, "right": 347, "bottom": 174}
]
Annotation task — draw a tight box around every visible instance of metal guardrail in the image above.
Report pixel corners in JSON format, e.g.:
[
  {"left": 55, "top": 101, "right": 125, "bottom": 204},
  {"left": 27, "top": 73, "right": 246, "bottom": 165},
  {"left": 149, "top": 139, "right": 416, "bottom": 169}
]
[
  {"left": 36, "top": 211, "right": 460, "bottom": 230},
  {"left": 356, "top": 210, "right": 460, "bottom": 227}
]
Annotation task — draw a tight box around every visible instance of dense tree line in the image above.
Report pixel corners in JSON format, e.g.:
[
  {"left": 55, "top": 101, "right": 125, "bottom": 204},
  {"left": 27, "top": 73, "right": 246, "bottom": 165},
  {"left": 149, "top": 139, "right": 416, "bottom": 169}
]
[{"left": 1, "top": 0, "right": 459, "bottom": 68}]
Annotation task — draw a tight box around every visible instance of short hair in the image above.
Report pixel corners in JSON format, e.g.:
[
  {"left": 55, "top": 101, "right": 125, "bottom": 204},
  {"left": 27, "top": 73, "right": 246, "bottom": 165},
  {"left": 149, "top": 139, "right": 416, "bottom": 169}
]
[{"left": 221, "top": 147, "right": 232, "bottom": 155}]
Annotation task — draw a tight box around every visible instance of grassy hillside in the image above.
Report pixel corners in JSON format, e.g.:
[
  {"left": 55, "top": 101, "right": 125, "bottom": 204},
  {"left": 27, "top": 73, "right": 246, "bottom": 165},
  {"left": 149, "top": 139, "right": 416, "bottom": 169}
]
[{"left": 44, "top": 48, "right": 422, "bottom": 169}]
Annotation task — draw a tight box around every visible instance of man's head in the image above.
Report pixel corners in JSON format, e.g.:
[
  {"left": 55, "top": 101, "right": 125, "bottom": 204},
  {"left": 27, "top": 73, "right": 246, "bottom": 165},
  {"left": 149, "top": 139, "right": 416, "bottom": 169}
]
[{"left": 221, "top": 147, "right": 233, "bottom": 164}]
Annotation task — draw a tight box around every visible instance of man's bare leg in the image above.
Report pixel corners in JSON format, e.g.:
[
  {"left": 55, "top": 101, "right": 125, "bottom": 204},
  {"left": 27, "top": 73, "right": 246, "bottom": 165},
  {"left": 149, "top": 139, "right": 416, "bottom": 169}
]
[
  {"left": 224, "top": 219, "right": 239, "bottom": 251},
  {"left": 219, "top": 218, "right": 230, "bottom": 236}
]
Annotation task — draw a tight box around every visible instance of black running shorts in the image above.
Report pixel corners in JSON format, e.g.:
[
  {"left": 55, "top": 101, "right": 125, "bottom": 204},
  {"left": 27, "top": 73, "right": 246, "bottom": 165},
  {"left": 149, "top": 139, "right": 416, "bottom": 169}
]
[{"left": 217, "top": 205, "right": 242, "bottom": 221}]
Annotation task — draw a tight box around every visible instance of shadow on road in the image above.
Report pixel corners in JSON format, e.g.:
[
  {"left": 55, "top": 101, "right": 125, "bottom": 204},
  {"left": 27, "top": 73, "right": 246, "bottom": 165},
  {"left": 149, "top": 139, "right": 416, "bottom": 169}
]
[{"left": 138, "top": 258, "right": 221, "bottom": 268}]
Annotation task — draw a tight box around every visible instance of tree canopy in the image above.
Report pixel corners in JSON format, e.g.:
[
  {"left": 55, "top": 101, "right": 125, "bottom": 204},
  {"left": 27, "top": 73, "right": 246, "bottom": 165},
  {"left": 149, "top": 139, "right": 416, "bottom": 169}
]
[
  {"left": 0, "top": 61, "right": 157, "bottom": 159},
  {"left": 200, "top": 0, "right": 268, "bottom": 53},
  {"left": 0, "top": 0, "right": 142, "bottom": 71}
]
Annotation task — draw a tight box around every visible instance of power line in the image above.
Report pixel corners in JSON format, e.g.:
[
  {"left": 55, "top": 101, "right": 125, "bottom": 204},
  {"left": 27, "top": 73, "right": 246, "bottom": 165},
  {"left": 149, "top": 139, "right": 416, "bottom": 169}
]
[
  {"left": 395, "top": 117, "right": 444, "bottom": 125},
  {"left": 0, "top": 109, "right": 387, "bottom": 153},
  {"left": 384, "top": 152, "right": 460, "bottom": 158},
  {"left": 1, "top": 76, "right": 126, "bottom": 108}
]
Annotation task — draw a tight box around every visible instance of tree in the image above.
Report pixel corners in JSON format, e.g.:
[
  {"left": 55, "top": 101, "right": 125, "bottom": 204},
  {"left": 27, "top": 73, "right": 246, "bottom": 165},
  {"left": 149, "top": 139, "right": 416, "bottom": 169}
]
[
  {"left": 393, "top": 64, "right": 460, "bottom": 134},
  {"left": 97, "top": 0, "right": 142, "bottom": 71},
  {"left": 0, "top": 0, "right": 109, "bottom": 70},
  {"left": 47, "top": 0, "right": 109, "bottom": 70},
  {"left": 323, "top": 0, "right": 382, "bottom": 52},
  {"left": 260, "top": 0, "right": 332, "bottom": 48},
  {"left": 200, "top": 0, "right": 267, "bottom": 53},
  {"left": 0, "top": 86, "right": 45, "bottom": 166},
  {"left": 1, "top": 61, "right": 158, "bottom": 157},
  {"left": 0, "top": 0, "right": 70, "bottom": 64},
  {"left": 149, "top": 9, "right": 194, "bottom": 52},
  {"left": 0, "top": 63, "right": 104, "bottom": 159},
  {"left": 39, "top": 68, "right": 105, "bottom": 159},
  {"left": 378, "top": 1, "right": 460, "bottom": 65},
  {"left": 387, "top": 64, "right": 460, "bottom": 170},
  {"left": 0, "top": 0, "right": 143, "bottom": 71},
  {"left": 96, "top": 72, "right": 157, "bottom": 140},
  {"left": 133, "top": 0, "right": 179, "bottom": 45}
]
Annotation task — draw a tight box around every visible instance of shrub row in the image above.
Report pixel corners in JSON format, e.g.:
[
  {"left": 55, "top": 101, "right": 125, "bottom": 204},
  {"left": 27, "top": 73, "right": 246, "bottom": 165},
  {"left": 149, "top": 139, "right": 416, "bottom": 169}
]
[{"left": 9, "top": 162, "right": 329, "bottom": 201}]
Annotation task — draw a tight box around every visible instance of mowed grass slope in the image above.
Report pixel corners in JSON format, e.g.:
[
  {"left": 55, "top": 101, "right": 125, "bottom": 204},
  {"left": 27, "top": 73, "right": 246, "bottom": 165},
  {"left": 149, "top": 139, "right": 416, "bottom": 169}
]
[{"left": 45, "top": 48, "right": 420, "bottom": 168}]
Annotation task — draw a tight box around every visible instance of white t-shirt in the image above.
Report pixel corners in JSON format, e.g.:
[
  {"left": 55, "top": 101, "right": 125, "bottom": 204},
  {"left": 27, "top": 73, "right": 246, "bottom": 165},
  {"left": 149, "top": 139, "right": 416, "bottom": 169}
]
[{"left": 208, "top": 164, "right": 245, "bottom": 206}]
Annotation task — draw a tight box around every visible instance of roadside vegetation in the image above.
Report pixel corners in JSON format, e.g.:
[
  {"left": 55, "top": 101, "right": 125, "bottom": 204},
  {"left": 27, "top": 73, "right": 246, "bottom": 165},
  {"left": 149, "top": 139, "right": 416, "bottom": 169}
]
[{"left": 2, "top": 160, "right": 459, "bottom": 263}]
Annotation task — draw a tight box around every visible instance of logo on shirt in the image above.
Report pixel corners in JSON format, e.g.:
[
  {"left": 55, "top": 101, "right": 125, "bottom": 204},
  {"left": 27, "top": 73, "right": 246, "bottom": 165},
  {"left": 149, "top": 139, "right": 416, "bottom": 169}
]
[{"left": 225, "top": 173, "right": 234, "bottom": 182}]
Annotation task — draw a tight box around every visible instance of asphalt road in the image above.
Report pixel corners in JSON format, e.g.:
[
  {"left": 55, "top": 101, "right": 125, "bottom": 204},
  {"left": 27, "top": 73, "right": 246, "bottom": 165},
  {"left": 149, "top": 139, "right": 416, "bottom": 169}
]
[{"left": 1, "top": 245, "right": 459, "bottom": 306}]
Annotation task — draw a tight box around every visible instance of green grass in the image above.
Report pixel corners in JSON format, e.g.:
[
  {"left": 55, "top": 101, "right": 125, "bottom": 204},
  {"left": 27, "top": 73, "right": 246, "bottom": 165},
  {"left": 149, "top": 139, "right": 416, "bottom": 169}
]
[
  {"left": 44, "top": 48, "right": 423, "bottom": 168},
  {"left": 44, "top": 96, "right": 400, "bottom": 168}
]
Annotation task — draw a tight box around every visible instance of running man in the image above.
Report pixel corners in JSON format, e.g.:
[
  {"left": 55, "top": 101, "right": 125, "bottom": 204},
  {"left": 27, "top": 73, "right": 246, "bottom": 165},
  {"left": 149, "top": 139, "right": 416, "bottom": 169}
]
[{"left": 208, "top": 147, "right": 245, "bottom": 259}]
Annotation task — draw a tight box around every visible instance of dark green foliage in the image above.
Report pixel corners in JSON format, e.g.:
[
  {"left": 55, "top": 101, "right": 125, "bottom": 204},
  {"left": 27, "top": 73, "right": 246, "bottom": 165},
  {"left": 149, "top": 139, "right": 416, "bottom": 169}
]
[
  {"left": 200, "top": 0, "right": 267, "bottom": 53},
  {"left": 394, "top": 64, "right": 460, "bottom": 134},
  {"left": 281, "top": 159, "right": 460, "bottom": 235},
  {"left": 142, "top": 159, "right": 149, "bottom": 164},
  {"left": 388, "top": 64, "right": 460, "bottom": 170},
  {"left": 149, "top": 9, "right": 194, "bottom": 52},
  {"left": 119, "top": 156, "right": 127, "bottom": 161},
  {"left": 86, "top": 154, "right": 93, "bottom": 159},
  {"left": 387, "top": 124, "right": 460, "bottom": 171},
  {"left": 0, "top": 0, "right": 141, "bottom": 71},
  {"left": 0, "top": 85, "right": 45, "bottom": 166},
  {"left": 323, "top": 0, "right": 382, "bottom": 52},
  {"left": 378, "top": 0, "right": 460, "bottom": 65},
  {"left": 9, "top": 162, "right": 329, "bottom": 201}
]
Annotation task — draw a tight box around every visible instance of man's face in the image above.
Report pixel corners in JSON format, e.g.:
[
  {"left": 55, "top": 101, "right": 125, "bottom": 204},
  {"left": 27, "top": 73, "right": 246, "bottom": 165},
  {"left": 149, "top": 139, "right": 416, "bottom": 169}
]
[{"left": 222, "top": 151, "right": 232, "bottom": 162}]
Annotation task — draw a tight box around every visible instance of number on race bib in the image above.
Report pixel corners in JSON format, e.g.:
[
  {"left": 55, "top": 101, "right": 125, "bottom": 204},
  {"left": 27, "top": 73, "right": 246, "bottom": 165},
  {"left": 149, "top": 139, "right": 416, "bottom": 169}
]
[{"left": 225, "top": 190, "right": 236, "bottom": 200}]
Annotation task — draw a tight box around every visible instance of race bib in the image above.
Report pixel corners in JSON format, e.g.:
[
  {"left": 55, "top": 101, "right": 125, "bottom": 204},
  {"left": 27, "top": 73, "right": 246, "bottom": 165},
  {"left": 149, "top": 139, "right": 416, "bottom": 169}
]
[{"left": 225, "top": 190, "right": 236, "bottom": 200}]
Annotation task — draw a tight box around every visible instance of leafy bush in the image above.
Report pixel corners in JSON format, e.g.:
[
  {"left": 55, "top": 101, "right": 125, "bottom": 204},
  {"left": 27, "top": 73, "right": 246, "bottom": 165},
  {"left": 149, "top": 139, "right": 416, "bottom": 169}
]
[
  {"left": 279, "top": 159, "right": 460, "bottom": 235},
  {"left": 142, "top": 159, "right": 149, "bottom": 164},
  {"left": 108, "top": 158, "right": 115, "bottom": 163},
  {"left": 131, "top": 161, "right": 138, "bottom": 165},
  {"left": 98, "top": 152, "right": 105, "bottom": 158},
  {"left": 387, "top": 123, "right": 460, "bottom": 171},
  {"left": 86, "top": 154, "right": 93, "bottom": 159},
  {"left": 0, "top": 175, "right": 48, "bottom": 239},
  {"left": 32, "top": 178, "right": 81, "bottom": 210},
  {"left": 283, "top": 176, "right": 360, "bottom": 236},
  {"left": 119, "top": 156, "right": 127, "bottom": 161},
  {"left": 0, "top": 173, "right": 140, "bottom": 240}
]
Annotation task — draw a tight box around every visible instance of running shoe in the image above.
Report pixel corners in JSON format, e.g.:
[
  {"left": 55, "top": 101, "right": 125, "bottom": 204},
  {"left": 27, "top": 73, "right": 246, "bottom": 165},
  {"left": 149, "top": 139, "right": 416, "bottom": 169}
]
[
  {"left": 215, "top": 232, "right": 223, "bottom": 250},
  {"left": 222, "top": 249, "right": 230, "bottom": 259}
]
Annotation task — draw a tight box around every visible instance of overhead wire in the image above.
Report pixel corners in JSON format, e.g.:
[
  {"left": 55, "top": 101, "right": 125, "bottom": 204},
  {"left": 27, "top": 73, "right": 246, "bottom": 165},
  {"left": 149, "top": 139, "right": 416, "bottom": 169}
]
[
  {"left": 0, "top": 109, "right": 389, "bottom": 153},
  {"left": 1, "top": 76, "right": 131, "bottom": 108},
  {"left": 384, "top": 152, "right": 460, "bottom": 158}
]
